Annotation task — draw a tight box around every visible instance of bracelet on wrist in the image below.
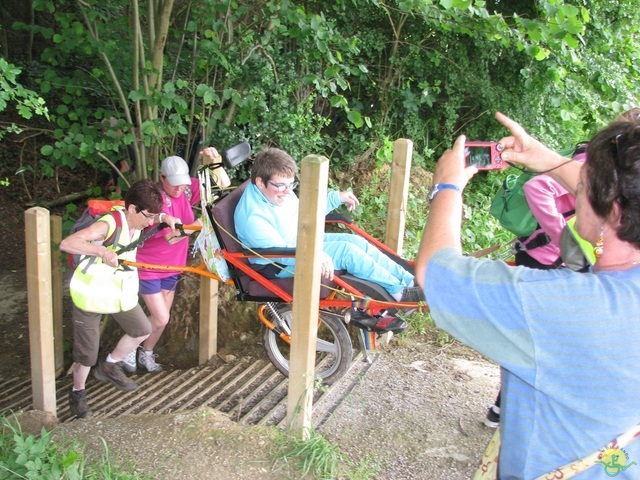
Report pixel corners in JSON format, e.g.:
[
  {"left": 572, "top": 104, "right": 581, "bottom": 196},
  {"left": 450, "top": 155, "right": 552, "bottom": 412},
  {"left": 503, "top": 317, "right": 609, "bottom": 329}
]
[{"left": 428, "top": 183, "right": 461, "bottom": 204}]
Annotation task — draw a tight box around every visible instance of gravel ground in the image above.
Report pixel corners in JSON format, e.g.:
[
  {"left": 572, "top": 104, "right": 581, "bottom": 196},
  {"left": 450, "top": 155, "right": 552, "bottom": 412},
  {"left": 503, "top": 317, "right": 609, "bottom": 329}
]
[
  {"left": 24, "top": 337, "right": 500, "bottom": 480},
  {"left": 318, "top": 339, "right": 500, "bottom": 479}
]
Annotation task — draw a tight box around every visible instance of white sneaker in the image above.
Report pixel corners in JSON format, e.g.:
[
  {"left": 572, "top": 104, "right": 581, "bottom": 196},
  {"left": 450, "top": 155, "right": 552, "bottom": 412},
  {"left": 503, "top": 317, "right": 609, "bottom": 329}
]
[
  {"left": 119, "top": 349, "right": 137, "bottom": 373},
  {"left": 138, "top": 349, "right": 163, "bottom": 372}
]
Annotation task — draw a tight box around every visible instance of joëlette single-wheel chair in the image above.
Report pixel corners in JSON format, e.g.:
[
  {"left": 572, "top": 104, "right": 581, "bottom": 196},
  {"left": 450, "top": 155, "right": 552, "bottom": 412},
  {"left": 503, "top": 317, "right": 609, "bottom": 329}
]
[{"left": 129, "top": 142, "right": 428, "bottom": 385}]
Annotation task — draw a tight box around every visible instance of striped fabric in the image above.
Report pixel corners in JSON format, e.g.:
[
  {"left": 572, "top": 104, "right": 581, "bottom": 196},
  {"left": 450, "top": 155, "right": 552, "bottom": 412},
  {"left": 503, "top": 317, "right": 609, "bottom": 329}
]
[{"left": 424, "top": 248, "right": 640, "bottom": 479}]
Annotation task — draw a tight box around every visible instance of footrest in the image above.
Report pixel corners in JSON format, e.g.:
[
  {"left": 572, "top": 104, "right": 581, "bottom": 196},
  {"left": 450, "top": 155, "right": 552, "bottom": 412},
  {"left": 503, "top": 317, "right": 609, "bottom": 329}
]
[{"left": 347, "top": 309, "right": 408, "bottom": 334}]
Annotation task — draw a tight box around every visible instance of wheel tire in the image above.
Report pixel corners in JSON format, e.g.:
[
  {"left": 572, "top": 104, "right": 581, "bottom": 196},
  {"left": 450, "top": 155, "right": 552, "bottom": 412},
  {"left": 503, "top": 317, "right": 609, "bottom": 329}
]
[{"left": 261, "top": 305, "right": 353, "bottom": 385}]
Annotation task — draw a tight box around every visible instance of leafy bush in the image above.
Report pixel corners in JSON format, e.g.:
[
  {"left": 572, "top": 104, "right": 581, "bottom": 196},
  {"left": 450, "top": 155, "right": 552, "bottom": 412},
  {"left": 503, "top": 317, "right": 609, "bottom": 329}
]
[
  {"left": 461, "top": 171, "right": 514, "bottom": 254},
  {"left": 0, "top": 415, "right": 147, "bottom": 480},
  {"left": 0, "top": 419, "right": 80, "bottom": 479}
]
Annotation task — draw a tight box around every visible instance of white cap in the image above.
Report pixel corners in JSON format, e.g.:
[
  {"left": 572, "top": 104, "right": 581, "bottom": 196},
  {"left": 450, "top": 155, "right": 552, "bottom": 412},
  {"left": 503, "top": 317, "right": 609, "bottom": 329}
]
[{"left": 161, "top": 156, "right": 190, "bottom": 186}]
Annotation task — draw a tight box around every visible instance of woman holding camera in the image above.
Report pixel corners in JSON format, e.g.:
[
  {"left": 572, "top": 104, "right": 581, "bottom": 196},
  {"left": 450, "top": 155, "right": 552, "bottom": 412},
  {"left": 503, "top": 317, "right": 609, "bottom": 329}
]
[{"left": 415, "top": 112, "right": 640, "bottom": 478}]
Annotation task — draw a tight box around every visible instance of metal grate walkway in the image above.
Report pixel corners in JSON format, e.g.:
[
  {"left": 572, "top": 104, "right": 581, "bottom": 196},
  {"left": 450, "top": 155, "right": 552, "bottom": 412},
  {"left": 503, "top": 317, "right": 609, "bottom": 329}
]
[{"left": 1, "top": 353, "right": 376, "bottom": 426}]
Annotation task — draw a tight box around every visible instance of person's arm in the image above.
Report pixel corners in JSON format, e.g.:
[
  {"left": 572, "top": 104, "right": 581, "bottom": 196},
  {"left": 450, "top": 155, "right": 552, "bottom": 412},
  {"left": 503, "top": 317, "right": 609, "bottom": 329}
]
[
  {"left": 149, "top": 210, "right": 183, "bottom": 245},
  {"left": 154, "top": 185, "right": 189, "bottom": 244},
  {"left": 59, "top": 220, "right": 119, "bottom": 267},
  {"left": 200, "top": 146, "right": 230, "bottom": 188},
  {"left": 157, "top": 212, "right": 181, "bottom": 229},
  {"left": 415, "top": 135, "right": 476, "bottom": 287},
  {"left": 163, "top": 177, "right": 201, "bottom": 244},
  {"left": 496, "top": 112, "right": 582, "bottom": 195},
  {"left": 326, "top": 190, "right": 359, "bottom": 213}
]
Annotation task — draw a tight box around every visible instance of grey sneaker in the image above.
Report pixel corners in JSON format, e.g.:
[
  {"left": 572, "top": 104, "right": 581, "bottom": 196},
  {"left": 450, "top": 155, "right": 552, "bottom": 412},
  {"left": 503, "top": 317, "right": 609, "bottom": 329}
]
[
  {"left": 138, "top": 350, "right": 163, "bottom": 372},
  {"left": 69, "top": 387, "right": 93, "bottom": 419},
  {"left": 119, "top": 349, "right": 137, "bottom": 373},
  {"left": 400, "top": 286, "right": 426, "bottom": 303},
  {"left": 94, "top": 360, "right": 138, "bottom": 392}
]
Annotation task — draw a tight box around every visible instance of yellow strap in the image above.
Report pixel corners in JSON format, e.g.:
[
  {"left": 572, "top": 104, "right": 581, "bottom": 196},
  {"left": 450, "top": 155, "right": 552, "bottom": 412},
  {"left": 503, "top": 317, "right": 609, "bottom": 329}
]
[
  {"left": 534, "top": 422, "right": 640, "bottom": 479},
  {"left": 473, "top": 422, "right": 640, "bottom": 480},
  {"left": 473, "top": 428, "right": 500, "bottom": 480},
  {"left": 566, "top": 216, "right": 596, "bottom": 265}
]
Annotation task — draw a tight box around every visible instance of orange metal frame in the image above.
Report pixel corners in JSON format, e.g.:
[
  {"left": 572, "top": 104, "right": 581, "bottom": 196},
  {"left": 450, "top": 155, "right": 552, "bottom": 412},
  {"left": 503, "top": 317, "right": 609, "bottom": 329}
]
[{"left": 125, "top": 218, "right": 427, "bottom": 317}]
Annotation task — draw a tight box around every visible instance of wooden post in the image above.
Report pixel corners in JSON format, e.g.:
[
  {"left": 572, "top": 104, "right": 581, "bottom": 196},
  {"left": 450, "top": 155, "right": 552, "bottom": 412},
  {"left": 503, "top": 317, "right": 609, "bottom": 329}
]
[
  {"left": 286, "top": 155, "right": 329, "bottom": 436},
  {"left": 25, "top": 207, "right": 57, "bottom": 414},
  {"left": 50, "top": 215, "right": 64, "bottom": 377},
  {"left": 199, "top": 276, "right": 219, "bottom": 364},
  {"left": 385, "top": 139, "right": 413, "bottom": 256}
]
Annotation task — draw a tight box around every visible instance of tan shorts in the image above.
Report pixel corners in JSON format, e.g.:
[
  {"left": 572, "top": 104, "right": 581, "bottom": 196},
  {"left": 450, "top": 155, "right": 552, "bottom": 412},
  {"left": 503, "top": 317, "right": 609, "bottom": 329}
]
[{"left": 72, "top": 303, "right": 151, "bottom": 366}]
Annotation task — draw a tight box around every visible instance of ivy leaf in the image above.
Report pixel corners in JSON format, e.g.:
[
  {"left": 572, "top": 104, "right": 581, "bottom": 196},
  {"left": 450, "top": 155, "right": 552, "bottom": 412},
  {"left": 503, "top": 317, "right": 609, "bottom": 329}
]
[
  {"left": 452, "top": 0, "right": 472, "bottom": 8},
  {"left": 347, "top": 110, "right": 363, "bottom": 128}
]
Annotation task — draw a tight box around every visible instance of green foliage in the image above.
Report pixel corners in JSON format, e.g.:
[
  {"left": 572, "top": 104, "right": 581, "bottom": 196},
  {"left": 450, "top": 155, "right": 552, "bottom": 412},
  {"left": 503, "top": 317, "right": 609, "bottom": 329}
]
[
  {"left": 0, "top": 59, "right": 49, "bottom": 142},
  {"left": 3, "top": 0, "right": 639, "bottom": 203},
  {"left": 272, "top": 427, "right": 379, "bottom": 479},
  {"left": 405, "top": 309, "right": 455, "bottom": 347},
  {"left": 0, "top": 415, "right": 149, "bottom": 479},
  {"left": 400, "top": 308, "right": 430, "bottom": 336},
  {"left": 0, "top": 60, "right": 49, "bottom": 120},
  {"left": 462, "top": 171, "right": 514, "bottom": 253},
  {"left": 349, "top": 172, "right": 390, "bottom": 241},
  {"left": 403, "top": 186, "right": 431, "bottom": 260},
  {"left": 347, "top": 165, "right": 429, "bottom": 262}
]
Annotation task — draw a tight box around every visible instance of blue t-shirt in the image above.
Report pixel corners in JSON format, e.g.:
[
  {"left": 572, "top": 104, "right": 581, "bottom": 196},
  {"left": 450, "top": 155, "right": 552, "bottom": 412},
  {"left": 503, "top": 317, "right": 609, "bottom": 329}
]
[{"left": 425, "top": 248, "right": 640, "bottom": 479}]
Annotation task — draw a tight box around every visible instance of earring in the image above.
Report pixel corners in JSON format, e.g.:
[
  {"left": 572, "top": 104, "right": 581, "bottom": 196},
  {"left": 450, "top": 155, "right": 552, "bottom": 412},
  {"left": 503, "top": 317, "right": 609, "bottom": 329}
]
[{"left": 594, "top": 230, "right": 604, "bottom": 258}]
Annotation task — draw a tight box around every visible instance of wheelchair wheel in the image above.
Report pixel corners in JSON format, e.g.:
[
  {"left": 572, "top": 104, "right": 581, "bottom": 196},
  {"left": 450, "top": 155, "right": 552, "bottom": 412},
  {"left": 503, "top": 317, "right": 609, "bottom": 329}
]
[{"left": 261, "top": 304, "right": 353, "bottom": 385}]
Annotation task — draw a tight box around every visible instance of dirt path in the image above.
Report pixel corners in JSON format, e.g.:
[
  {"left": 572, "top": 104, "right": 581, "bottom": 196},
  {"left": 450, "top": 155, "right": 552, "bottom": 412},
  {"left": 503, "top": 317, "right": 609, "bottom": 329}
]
[{"left": 318, "top": 340, "right": 499, "bottom": 479}]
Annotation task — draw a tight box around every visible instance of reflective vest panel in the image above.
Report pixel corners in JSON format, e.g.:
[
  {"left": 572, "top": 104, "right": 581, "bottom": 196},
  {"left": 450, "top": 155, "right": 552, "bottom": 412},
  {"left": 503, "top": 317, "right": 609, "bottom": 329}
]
[{"left": 70, "top": 208, "right": 141, "bottom": 313}]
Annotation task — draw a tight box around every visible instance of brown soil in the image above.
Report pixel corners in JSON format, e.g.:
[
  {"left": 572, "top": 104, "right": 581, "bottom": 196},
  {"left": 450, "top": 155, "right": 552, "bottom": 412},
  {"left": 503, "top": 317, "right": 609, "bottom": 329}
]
[{"left": 0, "top": 165, "right": 501, "bottom": 479}]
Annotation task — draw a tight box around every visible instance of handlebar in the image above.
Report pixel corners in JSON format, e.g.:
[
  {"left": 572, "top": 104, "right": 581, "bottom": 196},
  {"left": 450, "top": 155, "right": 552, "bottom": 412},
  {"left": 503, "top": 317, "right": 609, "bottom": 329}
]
[
  {"left": 174, "top": 223, "right": 202, "bottom": 231},
  {"left": 170, "top": 223, "right": 201, "bottom": 238}
]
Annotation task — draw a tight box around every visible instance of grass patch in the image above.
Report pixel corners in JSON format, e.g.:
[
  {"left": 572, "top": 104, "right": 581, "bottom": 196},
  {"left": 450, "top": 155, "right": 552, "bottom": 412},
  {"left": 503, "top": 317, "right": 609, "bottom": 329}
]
[
  {"left": 271, "top": 427, "right": 379, "bottom": 480},
  {"left": 399, "top": 309, "right": 454, "bottom": 346}
]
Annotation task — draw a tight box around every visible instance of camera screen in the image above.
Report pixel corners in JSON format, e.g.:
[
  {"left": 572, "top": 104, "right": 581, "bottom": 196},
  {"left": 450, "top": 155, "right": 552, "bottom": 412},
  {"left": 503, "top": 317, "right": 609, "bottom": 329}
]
[{"left": 465, "top": 146, "right": 492, "bottom": 168}]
